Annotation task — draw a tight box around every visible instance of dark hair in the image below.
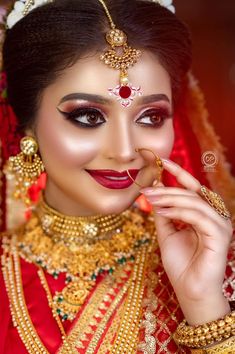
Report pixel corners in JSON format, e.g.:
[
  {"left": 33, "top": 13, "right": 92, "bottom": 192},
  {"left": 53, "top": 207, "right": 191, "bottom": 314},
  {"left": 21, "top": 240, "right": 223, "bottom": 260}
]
[{"left": 3, "top": 0, "right": 192, "bottom": 131}]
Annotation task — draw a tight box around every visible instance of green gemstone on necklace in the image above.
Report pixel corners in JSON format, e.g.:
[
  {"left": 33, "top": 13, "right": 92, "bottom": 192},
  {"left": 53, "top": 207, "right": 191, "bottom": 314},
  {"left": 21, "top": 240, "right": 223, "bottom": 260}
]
[
  {"left": 65, "top": 276, "right": 72, "bottom": 283},
  {"left": 57, "top": 296, "right": 63, "bottom": 303},
  {"left": 91, "top": 273, "right": 97, "bottom": 280},
  {"left": 118, "top": 257, "right": 126, "bottom": 264}
]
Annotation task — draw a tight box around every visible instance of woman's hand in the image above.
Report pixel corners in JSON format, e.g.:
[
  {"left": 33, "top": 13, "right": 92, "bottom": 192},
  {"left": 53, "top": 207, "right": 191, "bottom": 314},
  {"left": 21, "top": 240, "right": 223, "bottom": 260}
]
[{"left": 141, "top": 158, "right": 234, "bottom": 325}]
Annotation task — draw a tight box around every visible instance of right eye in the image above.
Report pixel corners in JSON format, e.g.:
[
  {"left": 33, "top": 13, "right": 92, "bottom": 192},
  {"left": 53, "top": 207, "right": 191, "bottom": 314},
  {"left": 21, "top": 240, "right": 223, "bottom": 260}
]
[{"left": 57, "top": 107, "right": 106, "bottom": 128}]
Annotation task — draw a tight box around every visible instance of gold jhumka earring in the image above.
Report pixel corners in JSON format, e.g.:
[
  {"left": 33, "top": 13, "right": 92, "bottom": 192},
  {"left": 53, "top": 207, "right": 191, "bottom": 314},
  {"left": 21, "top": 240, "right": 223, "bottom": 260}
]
[
  {"left": 99, "top": 0, "right": 143, "bottom": 107},
  {"left": 127, "top": 148, "right": 164, "bottom": 188},
  {"left": 4, "top": 136, "right": 44, "bottom": 206}
]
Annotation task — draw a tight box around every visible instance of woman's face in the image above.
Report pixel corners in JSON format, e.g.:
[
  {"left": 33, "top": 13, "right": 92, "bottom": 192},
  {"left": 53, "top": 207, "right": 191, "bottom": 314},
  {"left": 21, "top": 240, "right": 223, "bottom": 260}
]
[{"left": 33, "top": 51, "right": 174, "bottom": 216}]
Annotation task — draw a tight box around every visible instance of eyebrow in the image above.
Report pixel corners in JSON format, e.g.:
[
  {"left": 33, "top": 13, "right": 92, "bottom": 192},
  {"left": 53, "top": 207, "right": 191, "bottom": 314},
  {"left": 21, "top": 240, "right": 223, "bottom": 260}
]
[
  {"left": 59, "top": 93, "right": 109, "bottom": 105},
  {"left": 139, "top": 94, "right": 170, "bottom": 104},
  {"left": 58, "top": 93, "right": 170, "bottom": 105}
]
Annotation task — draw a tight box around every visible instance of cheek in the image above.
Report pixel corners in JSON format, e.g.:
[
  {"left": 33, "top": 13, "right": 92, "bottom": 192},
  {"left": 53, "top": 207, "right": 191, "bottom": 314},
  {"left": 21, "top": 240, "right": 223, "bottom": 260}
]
[
  {"left": 137, "top": 120, "right": 174, "bottom": 158},
  {"left": 35, "top": 115, "right": 100, "bottom": 168}
]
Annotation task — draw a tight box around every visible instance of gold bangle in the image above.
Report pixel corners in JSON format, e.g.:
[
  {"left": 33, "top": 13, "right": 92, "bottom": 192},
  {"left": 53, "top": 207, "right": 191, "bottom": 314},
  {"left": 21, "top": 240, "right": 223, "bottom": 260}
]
[
  {"left": 190, "top": 336, "right": 235, "bottom": 353},
  {"left": 174, "top": 312, "right": 235, "bottom": 348}
]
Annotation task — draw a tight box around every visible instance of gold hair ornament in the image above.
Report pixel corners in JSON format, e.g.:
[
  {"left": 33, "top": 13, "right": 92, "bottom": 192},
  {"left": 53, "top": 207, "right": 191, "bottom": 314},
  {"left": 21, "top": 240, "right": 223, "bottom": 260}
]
[
  {"left": 127, "top": 148, "right": 163, "bottom": 188},
  {"left": 98, "top": 0, "right": 143, "bottom": 107},
  {"left": 6, "top": 0, "right": 175, "bottom": 105},
  {"left": 4, "top": 136, "right": 44, "bottom": 206}
]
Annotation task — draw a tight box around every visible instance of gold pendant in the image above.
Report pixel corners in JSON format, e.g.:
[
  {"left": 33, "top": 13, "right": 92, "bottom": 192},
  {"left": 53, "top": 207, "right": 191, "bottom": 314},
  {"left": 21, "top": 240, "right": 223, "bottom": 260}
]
[{"left": 53, "top": 279, "right": 95, "bottom": 321}]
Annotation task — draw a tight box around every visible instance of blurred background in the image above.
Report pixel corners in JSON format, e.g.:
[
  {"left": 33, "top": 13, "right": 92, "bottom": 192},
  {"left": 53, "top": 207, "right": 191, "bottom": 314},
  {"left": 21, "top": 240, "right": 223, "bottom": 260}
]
[
  {"left": 0, "top": 0, "right": 235, "bottom": 175},
  {"left": 175, "top": 0, "right": 235, "bottom": 175}
]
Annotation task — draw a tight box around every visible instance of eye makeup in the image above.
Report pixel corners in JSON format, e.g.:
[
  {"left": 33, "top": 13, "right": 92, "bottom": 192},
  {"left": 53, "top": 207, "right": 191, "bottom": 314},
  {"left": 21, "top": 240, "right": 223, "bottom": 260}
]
[
  {"left": 57, "top": 106, "right": 106, "bottom": 128},
  {"left": 135, "top": 107, "right": 172, "bottom": 128},
  {"left": 56, "top": 96, "right": 173, "bottom": 130}
]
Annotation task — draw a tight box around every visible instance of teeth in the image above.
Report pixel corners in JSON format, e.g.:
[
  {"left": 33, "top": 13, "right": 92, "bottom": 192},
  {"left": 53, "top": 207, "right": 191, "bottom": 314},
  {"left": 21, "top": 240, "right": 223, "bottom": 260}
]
[{"left": 105, "top": 176, "right": 129, "bottom": 181}]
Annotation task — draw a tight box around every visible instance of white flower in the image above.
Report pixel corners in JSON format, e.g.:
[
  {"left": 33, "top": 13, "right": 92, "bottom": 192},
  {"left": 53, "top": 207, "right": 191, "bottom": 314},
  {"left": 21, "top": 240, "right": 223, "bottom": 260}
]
[
  {"left": 6, "top": 0, "right": 49, "bottom": 29},
  {"left": 152, "top": 0, "right": 176, "bottom": 13}
]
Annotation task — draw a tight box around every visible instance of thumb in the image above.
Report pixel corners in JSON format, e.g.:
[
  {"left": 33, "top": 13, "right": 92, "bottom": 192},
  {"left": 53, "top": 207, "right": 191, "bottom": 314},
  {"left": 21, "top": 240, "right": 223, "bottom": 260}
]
[{"left": 152, "top": 181, "right": 177, "bottom": 242}]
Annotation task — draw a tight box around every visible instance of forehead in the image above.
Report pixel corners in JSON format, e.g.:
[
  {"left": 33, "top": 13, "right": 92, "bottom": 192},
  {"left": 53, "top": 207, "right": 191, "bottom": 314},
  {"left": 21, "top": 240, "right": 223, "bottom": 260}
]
[{"left": 43, "top": 50, "right": 172, "bottom": 104}]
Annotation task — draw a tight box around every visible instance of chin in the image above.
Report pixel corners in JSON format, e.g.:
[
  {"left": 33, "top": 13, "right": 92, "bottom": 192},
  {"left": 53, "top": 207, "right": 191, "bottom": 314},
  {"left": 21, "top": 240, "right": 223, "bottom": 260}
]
[{"left": 90, "top": 194, "right": 139, "bottom": 215}]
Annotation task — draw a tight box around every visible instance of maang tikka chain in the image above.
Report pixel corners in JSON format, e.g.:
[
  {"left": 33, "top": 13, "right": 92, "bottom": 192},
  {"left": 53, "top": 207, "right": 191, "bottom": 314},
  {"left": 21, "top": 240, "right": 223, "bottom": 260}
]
[{"left": 99, "top": 0, "right": 143, "bottom": 107}]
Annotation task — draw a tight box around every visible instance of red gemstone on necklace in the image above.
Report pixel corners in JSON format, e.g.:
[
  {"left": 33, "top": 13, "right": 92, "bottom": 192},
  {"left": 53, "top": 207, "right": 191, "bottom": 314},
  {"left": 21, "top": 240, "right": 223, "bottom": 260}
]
[{"left": 119, "top": 85, "right": 132, "bottom": 99}]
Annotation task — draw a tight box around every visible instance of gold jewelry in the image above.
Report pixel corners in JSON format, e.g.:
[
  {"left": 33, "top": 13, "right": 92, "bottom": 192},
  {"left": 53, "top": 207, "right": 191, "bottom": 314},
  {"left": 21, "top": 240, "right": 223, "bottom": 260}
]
[
  {"left": 174, "top": 312, "right": 235, "bottom": 349},
  {"left": 98, "top": 0, "right": 142, "bottom": 107},
  {"left": 37, "top": 196, "right": 125, "bottom": 246},
  {"left": 4, "top": 136, "right": 44, "bottom": 206},
  {"left": 37, "top": 268, "right": 67, "bottom": 338},
  {"left": 111, "top": 247, "right": 148, "bottom": 353},
  {"left": 127, "top": 148, "right": 163, "bottom": 188},
  {"left": 18, "top": 199, "right": 154, "bottom": 321},
  {"left": 190, "top": 336, "right": 235, "bottom": 353},
  {"left": 200, "top": 185, "right": 231, "bottom": 220},
  {"left": 2, "top": 216, "right": 155, "bottom": 353}
]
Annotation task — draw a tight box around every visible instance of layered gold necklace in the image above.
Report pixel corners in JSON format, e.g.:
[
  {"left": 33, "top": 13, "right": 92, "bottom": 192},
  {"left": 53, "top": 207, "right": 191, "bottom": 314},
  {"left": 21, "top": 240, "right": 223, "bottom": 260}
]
[
  {"left": 16, "top": 198, "right": 154, "bottom": 322},
  {"left": 2, "top": 198, "right": 157, "bottom": 353}
]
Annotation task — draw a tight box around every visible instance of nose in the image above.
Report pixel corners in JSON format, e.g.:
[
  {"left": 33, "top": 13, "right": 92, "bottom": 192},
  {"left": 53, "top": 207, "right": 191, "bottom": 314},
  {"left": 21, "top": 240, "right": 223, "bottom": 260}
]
[{"left": 103, "top": 116, "right": 136, "bottom": 164}]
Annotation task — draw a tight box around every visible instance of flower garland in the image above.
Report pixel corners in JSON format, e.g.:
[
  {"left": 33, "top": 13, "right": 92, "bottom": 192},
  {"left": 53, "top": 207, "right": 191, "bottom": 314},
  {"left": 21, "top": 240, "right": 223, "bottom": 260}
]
[{"left": 6, "top": 0, "right": 175, "bottom": 29}]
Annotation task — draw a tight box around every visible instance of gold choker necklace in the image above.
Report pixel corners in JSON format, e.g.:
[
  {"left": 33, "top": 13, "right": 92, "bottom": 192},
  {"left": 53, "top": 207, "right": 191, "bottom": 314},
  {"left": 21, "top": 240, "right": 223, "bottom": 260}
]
[
  {"left": 17, "top": 198, "right": 155, "bottom": 321},
  {"left": 37, "top": 197, "right": 125, "bottom": 247}
]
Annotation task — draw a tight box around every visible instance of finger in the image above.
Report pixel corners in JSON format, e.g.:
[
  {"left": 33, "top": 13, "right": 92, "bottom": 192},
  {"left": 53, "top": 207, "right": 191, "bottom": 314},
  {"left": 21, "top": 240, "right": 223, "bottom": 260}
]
[
  {"left": 150, "top": 182, "right": 178, "bottom": 237},
  {"left": 146, "top": 193, "right": 226, "bottom": 227},
  {"left": 153, "top": 203, "right": 177, "bottom": 239},
  {"left": 155, "top": 206, "right": 227, "bottom": 243},
  {"left": 162, "top": 158, "right": 201, "bottom": 192},
  {"left": 141, "top": 186, "right": 197, "bottom": 197}
]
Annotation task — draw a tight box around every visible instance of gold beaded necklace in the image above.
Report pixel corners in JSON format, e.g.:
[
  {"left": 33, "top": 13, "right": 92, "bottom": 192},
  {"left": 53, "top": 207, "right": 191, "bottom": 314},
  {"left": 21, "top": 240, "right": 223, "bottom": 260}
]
[
  {"left": 17, "top": 197, "right": 153, "bottom": 321},
  {"left": 37, "top": 197, "right": 125, "bottom": 246}
]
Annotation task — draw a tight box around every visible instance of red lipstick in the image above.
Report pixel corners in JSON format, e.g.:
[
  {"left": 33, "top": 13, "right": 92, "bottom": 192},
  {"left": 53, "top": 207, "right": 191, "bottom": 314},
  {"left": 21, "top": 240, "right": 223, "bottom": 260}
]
[{"left": 85, "top": 169, "right": 140, "bottom": 189}]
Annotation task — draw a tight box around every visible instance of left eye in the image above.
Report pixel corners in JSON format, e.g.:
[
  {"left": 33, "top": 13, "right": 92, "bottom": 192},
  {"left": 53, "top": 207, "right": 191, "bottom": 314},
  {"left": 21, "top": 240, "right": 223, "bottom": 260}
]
[
  {"left": 136, "top": 109, "right": 169, "bottom": 127},
  {"left": 57, "top": 107, "right": 106, "bottom": 128}
]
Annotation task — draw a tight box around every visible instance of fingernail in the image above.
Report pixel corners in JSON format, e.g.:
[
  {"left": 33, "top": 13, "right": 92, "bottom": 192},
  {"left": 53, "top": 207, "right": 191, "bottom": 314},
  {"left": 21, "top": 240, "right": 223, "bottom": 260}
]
[
  {"left": 152, "top": 179, "right": 159, "bottom": 186},
  {"left": 162, "top": 158, "right": 171, "bottom": 164},
  {"left": 140, "top": 188, "right": 156, "bottom": 194},
  {"left": 155, "top": 208, "right": 169, "bottom": 214}
]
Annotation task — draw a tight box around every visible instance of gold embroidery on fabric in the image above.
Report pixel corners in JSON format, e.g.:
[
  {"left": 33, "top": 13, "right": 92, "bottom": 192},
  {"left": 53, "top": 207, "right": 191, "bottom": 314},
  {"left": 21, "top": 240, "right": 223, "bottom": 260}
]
[
  {"left": 111, "top": 246, "right": 150, "bottom": 354},
  {"left": 138, "top": 246, "right": 159, "bottom": 354},
  {"left": 97, "top": 302, "right": 124, "bottom": 354},
  {"left": 58, "top": 264, "right": 129, "bottom": 353},
  {"left": 86, "top": 282, "right": 129, "bottom": 354}
]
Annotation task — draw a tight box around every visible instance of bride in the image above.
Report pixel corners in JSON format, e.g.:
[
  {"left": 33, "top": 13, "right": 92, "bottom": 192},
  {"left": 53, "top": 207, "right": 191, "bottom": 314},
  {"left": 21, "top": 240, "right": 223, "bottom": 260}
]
[{"left": 0, "top": 0, "right": 235, "bottom": 353}]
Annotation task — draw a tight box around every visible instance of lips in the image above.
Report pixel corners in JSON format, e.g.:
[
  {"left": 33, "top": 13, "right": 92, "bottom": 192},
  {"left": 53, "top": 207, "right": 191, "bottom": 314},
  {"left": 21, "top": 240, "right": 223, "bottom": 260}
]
[{"left": 85, "top": 169, "right": 140, "bottom": 189}]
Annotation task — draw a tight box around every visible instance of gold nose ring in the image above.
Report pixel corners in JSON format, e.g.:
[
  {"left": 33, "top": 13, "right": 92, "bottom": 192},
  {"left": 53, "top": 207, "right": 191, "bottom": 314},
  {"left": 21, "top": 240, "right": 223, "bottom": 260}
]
[{"left": 126, "top": 148, "right": 163, "bottom": 188}]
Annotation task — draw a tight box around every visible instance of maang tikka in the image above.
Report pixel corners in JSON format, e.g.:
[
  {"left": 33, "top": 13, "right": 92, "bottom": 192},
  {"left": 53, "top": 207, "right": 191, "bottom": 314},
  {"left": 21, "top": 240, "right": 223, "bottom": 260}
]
[{"left": 99, "top": 0, "right": 143, "bottom": 107}]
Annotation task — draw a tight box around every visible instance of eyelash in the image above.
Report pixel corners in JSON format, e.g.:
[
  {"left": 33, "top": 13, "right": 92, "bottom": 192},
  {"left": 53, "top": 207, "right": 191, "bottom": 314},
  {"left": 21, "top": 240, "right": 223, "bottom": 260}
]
[
  {"left": 136, "top": 108, "right": 171, "bottom": 128},
  {"left": 58, "top": 107, "right": 105, "bottom": 128},
  {"left": 58, "top": 107, "right": 171, "bottom": 129}
]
